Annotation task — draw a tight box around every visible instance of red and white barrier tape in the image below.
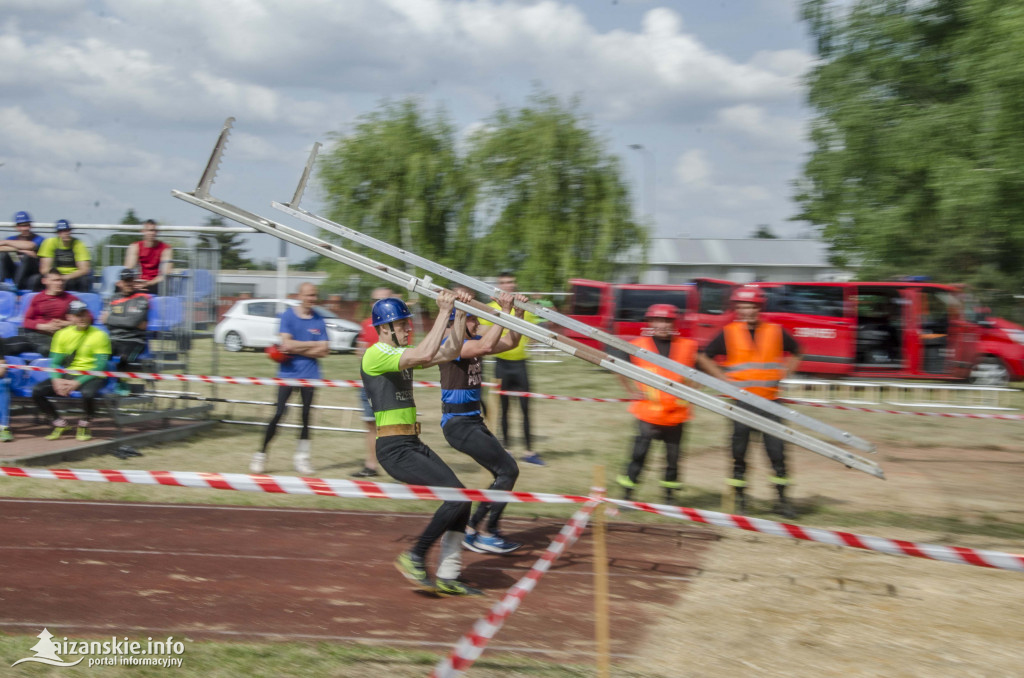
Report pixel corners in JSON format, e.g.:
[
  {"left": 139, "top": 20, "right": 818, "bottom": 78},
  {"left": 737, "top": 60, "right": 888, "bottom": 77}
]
[
  {"left": 780, "top": 398, "right": 1024, "bottom": 421},
  {"left": 431, "top": 502, "right": 598, "bottom": 678},
  {"left": 12, "top": 366, "right": 1018, "bottom": 421},
  {"left": 7, "top": 364, "right": 441, "bottom": 390},
  {"left": 0, "top": 467, "right": 589, "bottom": 505},
  {"left": 1, "top": 467, "right": 1021, "bottom": 572},
  {"left": 493, "top": 389, "right": 632, "bottom": 403},
  {"left": 604, "top": 498, "right": 1024, "bottom": 572}
]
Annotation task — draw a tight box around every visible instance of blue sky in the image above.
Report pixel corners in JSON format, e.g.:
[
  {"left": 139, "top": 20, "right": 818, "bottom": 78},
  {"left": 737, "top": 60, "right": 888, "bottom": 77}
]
[{"left": 1, "top": 0, "right": 816, "bottom": 263}]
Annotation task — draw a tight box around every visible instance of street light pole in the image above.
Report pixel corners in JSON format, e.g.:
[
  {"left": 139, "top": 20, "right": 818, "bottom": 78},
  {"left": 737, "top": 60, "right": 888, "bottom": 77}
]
[{"left": 629, "top": 144, "right": 655, "bottom": 228}]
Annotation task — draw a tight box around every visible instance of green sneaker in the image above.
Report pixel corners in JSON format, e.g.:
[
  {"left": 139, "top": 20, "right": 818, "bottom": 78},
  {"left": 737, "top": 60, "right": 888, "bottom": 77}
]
[
  {"left": 435, "top": 578, "right": 484, "bottom": 597},
  {"left": 45, "top": 426, "right": 68, "bottom": 441},
  {"left": 0, "top": 428, "right": 12, "bottom": 442},
  {"left": 76, "top": 426, "right": 92, "bottom": 442},
  {"left": 395, "top": 552, "right": 432, "bottom": 591}
]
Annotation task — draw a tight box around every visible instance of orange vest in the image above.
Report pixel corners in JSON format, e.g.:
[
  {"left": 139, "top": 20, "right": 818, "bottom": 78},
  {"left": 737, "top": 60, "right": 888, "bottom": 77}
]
[
  {"left": 722, "top": 321, "right": 785, "bottom": 400},
  {"left": 628, "top": 335, "right": 697, "bottom": 426}
]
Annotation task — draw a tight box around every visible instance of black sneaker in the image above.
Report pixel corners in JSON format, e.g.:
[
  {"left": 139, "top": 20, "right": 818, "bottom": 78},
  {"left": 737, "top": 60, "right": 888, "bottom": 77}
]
[
  {"left": 435, "top": 578, "right": 484, "bottom": 597},
  {"left": 352, "top": 467, "right": 379, "bottom": 478}
]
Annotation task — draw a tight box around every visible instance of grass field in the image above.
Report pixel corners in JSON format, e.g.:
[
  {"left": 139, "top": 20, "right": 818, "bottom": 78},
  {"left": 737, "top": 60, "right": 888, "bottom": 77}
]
[{"left": 2, "top": 339, "right": 1022, "bottom": 676}]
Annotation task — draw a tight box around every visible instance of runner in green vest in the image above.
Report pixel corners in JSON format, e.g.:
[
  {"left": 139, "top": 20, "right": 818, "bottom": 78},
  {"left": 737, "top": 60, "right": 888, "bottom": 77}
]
[{"left": 360, "top": 288, "right": 484, "bottom": 596}]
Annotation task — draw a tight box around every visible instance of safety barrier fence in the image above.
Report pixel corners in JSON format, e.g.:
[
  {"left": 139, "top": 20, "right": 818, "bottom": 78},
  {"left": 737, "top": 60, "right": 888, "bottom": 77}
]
[
  {"left": 0, "top": 466, "right": 1020, "bottom": 573},
  {"left": 11, "top": 364, "right": 1022, "bottom": 422}
]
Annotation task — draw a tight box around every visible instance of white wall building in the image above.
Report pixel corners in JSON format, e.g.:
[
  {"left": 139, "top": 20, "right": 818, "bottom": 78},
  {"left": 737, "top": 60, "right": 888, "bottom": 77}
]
[
  {"left": 217, "top": 270, "right": 330, "bottom": 298},
  {"left": 618, "top": 238, "right": 851, "bottom": 285}
]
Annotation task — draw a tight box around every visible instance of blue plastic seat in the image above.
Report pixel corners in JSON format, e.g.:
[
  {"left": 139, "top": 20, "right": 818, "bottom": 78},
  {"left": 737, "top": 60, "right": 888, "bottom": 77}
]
[
  {"left": 4, "top": 356, "right": 27, "bottom": 396},
  {"left": 9, "top": 292, "right": 36, "bottom": 325},
  {"left": 0, "top": 321, "right": 16, "bottom": 339},
  {"left": 27, "top": 358, "right": 51, "bottom": 390},
  {"left": 0, "top": 291, "right": 16, "bottom": 321},
  {"left": 148, "top": 296, "right": 184, "bottom": 332}
]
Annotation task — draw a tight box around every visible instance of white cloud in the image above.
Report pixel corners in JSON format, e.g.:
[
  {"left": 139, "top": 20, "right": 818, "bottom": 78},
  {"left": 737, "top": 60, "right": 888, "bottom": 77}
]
[
  {"left": 671, "top": 147, "right": 772, "bottom": 210},
  {"left": 676, "top": 149, "right": 711, "bottom": 187},
  {"left": 1, "top": 1, "right": 813, "bottom": 240},
  {"left": 716, "top": 104, "right": 806, "bottom": 148}
]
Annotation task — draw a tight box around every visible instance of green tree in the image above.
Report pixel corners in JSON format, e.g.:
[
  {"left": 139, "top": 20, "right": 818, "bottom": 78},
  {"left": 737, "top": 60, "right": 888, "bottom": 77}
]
[
  {"left": 796, "top": 0, "right": 1024, "bottom": 312},
  {"left": 318, "top": 98, "right": 471, "bottom": 293},
  {"left": 205, "top": 216, "right": 255, "bottom": 269},
  {"left": 466, "top": 91, "right": 644, "bottom": 291},
  {"left": 93, "top": 209, "right": 143, "bottom": 265}
]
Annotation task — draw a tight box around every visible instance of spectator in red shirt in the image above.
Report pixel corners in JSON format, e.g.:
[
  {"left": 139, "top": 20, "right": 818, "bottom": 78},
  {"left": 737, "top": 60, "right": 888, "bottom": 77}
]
[
  {"left": 19, "top": 271, "right": 73, "bottom": 356},
  {"left": 123, "top": 220, "right": 172, "bottom": 293}
]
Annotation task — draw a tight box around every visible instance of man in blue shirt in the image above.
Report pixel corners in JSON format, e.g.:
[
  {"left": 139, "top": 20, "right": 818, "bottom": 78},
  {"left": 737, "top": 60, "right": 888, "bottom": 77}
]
[
  {"left": 0, "top": 211, "right": 44, "bottom": 290},
  {"left": 249, "top": 283, "right": 329, "bottom": 475}
]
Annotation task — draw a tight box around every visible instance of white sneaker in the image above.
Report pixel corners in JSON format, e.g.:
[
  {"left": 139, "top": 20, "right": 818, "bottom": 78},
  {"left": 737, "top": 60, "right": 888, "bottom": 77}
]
[
  {"left": 249, "top": 452, "right": 267, "bottom": 474},
  {"left": 294, "top": 452, "right": 314, "bottom": 475}
]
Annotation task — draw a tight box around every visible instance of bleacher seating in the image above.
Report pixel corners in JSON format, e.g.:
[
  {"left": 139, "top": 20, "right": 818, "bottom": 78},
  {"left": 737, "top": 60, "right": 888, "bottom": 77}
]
[
  {"left": 148, "top": 296, "right": 184, "bottom": 332},
  {"left": 0, "top": 321, "right": 16, "bottom": 339},
  {"left": 26, "top": 358, "right": 50, "bottom": 391},
  {"left": 9, "top": 292, "right": 36, "bottom": 325},
  {"left": 4, "top": 356, "right": 27, "bottom": 396},
  {"left": 0, "top": 291, "right": 16, "bottom": 321}
]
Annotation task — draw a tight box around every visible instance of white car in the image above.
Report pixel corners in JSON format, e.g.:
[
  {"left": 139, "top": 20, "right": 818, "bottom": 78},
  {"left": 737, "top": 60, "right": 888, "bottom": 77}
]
[{"left": 214, "top": 298, "right": 361, "bottom": 353}]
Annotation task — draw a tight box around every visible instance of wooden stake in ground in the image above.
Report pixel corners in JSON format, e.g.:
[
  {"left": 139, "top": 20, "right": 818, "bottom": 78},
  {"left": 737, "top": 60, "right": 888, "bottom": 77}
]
[{"left": 592, "top": 465, "right": 611, "bottom": 678}]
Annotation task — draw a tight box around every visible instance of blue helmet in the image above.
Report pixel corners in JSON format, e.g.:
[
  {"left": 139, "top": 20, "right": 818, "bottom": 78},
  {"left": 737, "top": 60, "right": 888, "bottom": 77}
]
[
  {"left": 13, "top": 211, "right": 31, "bottom": 224},
  {"left": 371, "top": 297, "right": 412, "bottom": 326},
  {"left": 55, "top": 219, "right": 71, "bottom": 232}
]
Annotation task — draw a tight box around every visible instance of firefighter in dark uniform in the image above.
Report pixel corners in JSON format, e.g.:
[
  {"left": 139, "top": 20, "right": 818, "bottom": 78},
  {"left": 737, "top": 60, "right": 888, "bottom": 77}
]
[
  {"left": 698, "top": 285, "right": 801, "bottom": 518},
  {"left": 438, "top": 291, "right": 527, "bottom": 554},
  {"left": 616, "top": 304, "right": 697, "bottom": 505}
]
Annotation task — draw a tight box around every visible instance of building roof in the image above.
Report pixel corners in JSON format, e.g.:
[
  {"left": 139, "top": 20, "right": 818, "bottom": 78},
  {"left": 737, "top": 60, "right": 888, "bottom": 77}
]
[{"left": 644, "top": 238, "right": 831, "bottom": 268}]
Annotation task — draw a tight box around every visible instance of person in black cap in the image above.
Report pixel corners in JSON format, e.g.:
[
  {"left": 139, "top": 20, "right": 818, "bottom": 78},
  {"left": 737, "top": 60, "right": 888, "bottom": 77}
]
[
  {"left": 0, "top": 211, "right": 44, "bottom": 291},
  {"left": 32, "top": 299, "right": 111, "bottom": 441},
  {"left": 37, "top": 219, "right": 93, "bottom": 292},
  {"left": 100, "top": 268, "right": 150, "bottom": 396}
]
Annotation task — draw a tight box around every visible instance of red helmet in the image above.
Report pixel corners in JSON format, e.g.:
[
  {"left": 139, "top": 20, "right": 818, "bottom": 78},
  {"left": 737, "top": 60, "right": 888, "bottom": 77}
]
[
  {"left": 645, "top": 304, "right": 678, "bottom": 320},
  {"left": 265, "top": 344, "right": 290, "bottom": 364},
  {"left": 730, "top": 285, "right": 766, "bottom": 306}
]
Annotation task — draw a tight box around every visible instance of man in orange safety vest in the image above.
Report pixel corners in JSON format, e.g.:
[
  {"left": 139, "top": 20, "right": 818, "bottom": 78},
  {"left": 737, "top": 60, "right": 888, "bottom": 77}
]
[
  {"left": 697, "top": 285, "right": 801, "bottom": 518},
  {"left": 616, "top": 304, "right": 697, "bottom": 505}
]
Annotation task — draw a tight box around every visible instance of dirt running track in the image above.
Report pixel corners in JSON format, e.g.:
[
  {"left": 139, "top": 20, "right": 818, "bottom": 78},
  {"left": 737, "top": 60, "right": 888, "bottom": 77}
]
[{"left": 0, "top": 498, "right": 713, "bottom": 662}]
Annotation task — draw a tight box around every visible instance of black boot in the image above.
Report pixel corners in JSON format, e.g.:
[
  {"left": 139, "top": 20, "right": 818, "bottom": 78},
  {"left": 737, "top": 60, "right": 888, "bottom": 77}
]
[
  {"left": 734, "top": 488, "right": 747, "bottom": 515},
  {"left": 663, "top": 488, "right": 676, "bottom": 505},
  {"left": 622, "top": 487, "right": 633, "bottom": 501},
  {"left": 773, "top": 485, "right": 796, "bottom": 519}
]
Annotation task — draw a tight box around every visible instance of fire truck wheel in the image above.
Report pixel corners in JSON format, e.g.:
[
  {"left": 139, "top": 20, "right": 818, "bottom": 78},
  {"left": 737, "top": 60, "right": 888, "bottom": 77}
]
[{"left": 968, "top": 356, "right": 1009, "bottom": 387}]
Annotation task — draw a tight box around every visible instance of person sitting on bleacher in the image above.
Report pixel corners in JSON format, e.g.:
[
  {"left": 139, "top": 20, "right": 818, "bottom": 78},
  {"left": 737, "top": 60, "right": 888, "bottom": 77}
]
[
  {"left": 32, "top": 299, "right": 111, "bottom": 442},
  {"left": 0, "top": 211, "right": 44, "bottom": 291},
  {"left": 17, "top": 271, "right": 73, "bottom": 356},
  {"left": 0, "top": 357, "right": 11, "bottom": 442},
  {"left": 123, "top": 220, "right": 172, "bottom": 294},
  {"left": 37, "top": 219, "right": 93, "bottom": 293},
  {"left": 100, "top": 268, "right": 150, "bottom": 396}
]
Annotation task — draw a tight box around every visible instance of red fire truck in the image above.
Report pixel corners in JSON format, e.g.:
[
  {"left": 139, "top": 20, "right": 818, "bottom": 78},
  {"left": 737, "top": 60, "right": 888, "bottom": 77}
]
[{"left": 565, "top": 278, "right": 1024, "bottom": 385}]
